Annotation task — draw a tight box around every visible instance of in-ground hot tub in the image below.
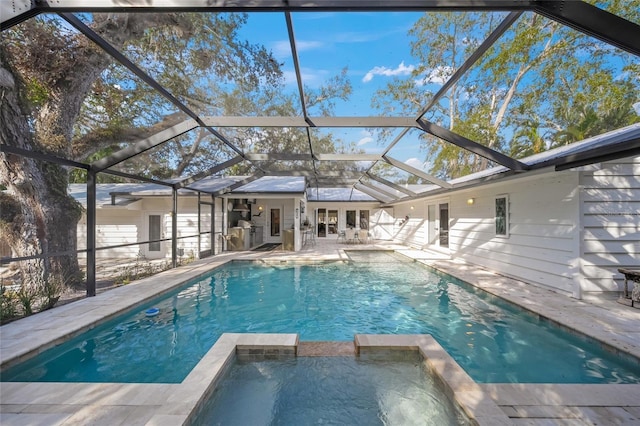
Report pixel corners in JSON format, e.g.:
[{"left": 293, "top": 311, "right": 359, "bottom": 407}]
[
  {"left": 186, "top": 334, "right": 507, "bottom": 425},
  {"left": 197, "top": 355, "right": 467, "bottom": 425}
]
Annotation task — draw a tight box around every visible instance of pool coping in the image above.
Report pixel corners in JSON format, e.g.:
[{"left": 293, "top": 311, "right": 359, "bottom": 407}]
[
  {"left": 0, "top": 333, "right": 505, "bottom": 425},
  {"left": 0, "top": 254, "right": 237, "bottom": 370}
]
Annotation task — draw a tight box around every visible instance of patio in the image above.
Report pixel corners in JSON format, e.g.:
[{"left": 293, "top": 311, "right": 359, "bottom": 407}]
[{"left": 1, "top": 240, "right": 639, "bottom": 425}]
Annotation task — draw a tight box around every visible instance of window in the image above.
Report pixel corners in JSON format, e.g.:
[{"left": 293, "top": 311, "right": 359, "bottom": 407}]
[
  {"left": 439, "top": 203, "right": 449, "bottom": 247},
  {"left": 346, "top": 210, "right": 356, "bottom": 228},
  {"left": 359, "top": 210, "right": 369, "bottom": 229},
  {"left": 495, "top": 195, "right": 509, "bottom": 237}
]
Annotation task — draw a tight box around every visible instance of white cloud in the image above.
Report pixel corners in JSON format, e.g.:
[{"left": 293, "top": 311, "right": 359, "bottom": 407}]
[
  {"left": 405, "top": 157, "right": 426, "bottom": 169},
  {"left": 362, "top": 61, "right": 415, "bottom": 83},
  {"left": 357, "top": 136, "right": 373, "bottom": 146}
]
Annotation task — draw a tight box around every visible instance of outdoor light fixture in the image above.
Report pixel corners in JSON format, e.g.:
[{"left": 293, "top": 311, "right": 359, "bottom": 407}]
[
  {"left": 467, "top": 198, "right": 475, "bottom": 205},
  {"left": 410, "top": 205, "right": 414, "bottom": 210},
  {"left": 258, "top": 205, "right": 263, "bottom": 211}
]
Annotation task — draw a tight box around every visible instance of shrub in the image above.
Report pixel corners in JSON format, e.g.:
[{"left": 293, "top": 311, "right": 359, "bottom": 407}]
[{"left": 0, "top": 285, "right": 19, "bottom": 322}]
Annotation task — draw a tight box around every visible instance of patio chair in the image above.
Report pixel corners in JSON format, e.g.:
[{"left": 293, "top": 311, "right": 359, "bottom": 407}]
[
  {"left": 337, "top": 229, "right": 346, "bottom": 243},
  {"left": 357, "top": 229, "right": 369, "bottom": 244},
  {"left": 345, "top": 228, "right": 356, "bottom": 244}
]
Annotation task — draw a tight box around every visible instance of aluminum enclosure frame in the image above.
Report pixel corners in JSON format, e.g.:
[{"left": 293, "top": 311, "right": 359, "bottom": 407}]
[{"left": 1, "top": 0, "right": 639, "bottom": 297}]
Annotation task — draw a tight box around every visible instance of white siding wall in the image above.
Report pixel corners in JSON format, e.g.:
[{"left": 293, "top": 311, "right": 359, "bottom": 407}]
[
  {"left": 78, "top": 195, "right": 225, "bottom": 261},
  {"left": 456, "top": 173, "right": 579, "bottom": 294},
  {"left": 580, "top": 156, "right": 640, "bottom": 292},
  {"left": 163, "top": 197, "right": 224, "bottom": 258},
  {"left": 393, "top": 203, "right": 427, "bottom": 248},
  {"left": 77, "top": 210, "right": 142, "bottom": 259},
  {"left": 392, "top": 172, "right": 581, "bottom": 294},
  {"left": 370, "top": 207, "right": 395, "bottom": 240}
]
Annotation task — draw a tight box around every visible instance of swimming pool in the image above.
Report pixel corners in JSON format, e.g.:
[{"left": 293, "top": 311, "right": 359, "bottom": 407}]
[{"left": 2, "top": 252, "right": 639, "bottom": 384}]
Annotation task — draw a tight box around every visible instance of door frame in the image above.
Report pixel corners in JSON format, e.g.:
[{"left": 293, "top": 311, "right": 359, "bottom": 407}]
[
  {"left": 426, "top": 198, "right": 450, "bottom": 251},
  {"left": 143, "top": 212, "right": 167, "bottom": 259},
  {"left": 266, "top": 205, "right": 282, "bottom": 243}
]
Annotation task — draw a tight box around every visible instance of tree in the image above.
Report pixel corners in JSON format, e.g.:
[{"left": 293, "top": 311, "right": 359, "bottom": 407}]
[
  {"left": 0, "top": 13, "right": 282, "bottom": 289},
  {"left": 374, "top": 7, "right": 639, "bottom": 179}
]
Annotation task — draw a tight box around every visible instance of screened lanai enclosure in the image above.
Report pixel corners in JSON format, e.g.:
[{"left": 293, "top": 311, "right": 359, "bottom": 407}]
[{"left": 1, "top": 1, "right": 639, "bottom": 304}]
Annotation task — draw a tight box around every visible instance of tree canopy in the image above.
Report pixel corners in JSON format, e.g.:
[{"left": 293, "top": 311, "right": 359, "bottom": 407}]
[{"left": 375, "top": 6, "right": 640, "bottom": 180}]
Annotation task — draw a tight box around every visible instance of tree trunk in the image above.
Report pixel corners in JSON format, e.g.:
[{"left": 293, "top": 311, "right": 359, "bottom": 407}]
[
  {"left": 0, "top": 16, "right": 128, "bottom": 290},
  {"left": 1, "top": 56, "right": 85, "bottom": 288}
]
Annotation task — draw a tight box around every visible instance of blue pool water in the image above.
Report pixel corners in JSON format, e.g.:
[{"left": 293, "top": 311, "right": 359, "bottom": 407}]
[
  {"left": 2, "top": 252, "right": 639, "bottom": 384},
  {"left": 197, "top": 357, "right": 467, "bottom": 426}
]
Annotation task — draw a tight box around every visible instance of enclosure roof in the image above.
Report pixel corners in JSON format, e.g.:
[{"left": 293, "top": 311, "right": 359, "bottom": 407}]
[
  {"left": 307, "top": 188, "right": 377, "bottom": 202},
  {"left": 229, "top": 176, "right": 306, "bottom": 194},
  {"left": 3, "top": 1, "right": 640, "bottom": 204},
  {"left": 68, "top": 176, "right": 307, "bottom": 207},
  {"left": 382, "top": 123, "right": 640, "bottom": 204},
  {"left": 68, "top": 183, "right": 165, "bottom": 207}
]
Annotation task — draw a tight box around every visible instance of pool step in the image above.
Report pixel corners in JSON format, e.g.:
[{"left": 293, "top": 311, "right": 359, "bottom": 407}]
[{"left": 297, "top": 341, "right": 356, "bottom": 357}]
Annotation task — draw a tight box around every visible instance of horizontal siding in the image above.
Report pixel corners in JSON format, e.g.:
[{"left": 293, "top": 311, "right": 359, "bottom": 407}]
[
  {"left": 582, "top": 214, "right": 639, "bottom": 228},
  {"left": 175, "top": 213, "right": 201, "bottom": 257},
  {"left": 591, "top": 162, "right": 640, "bottom": 176},
  {"left": 580, "top": 155, "right": 640, "bottom": 293},
  {"left": 582, "top": 187, "right": 639, "bottom": 202},
  {"left": 580, "top": 174, "right": 640, "bottom": 189},
  {"left": 395, "top": 217, "right": 426, "bottom": 248},
  {"left": 452, "top": 173, "right": 579, "bottom": 293},
  {"left": 583, "top": 227, "right": 639, "bottom": 241},
  {"left": 213, "top": 198, "right": 224, "bottom": 254},
  {"left": 370, "top": 209, "right": 394, "bottom": 240},
  {"left": 77, "top": 199, "right": 226, "bottom": 260},
  {"left": 583, "top": 201, "right": 640, "bottom": 214},
  {"left": 390, "top": 173, "right": 582, "bottom": 293},
  {"left": 459, "top": 249, "right": 575, "bottom": 288},
  {"left": 78, "top": 223, "right": 140, "bottom": 258}
]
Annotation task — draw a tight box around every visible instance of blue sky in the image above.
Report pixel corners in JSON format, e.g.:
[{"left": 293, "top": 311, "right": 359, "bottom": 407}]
[
  {"left": 60, "top": 8, "right": 639, "bottom": 177},
  {"left": 238, "top": 11, "right": 432, "bottom": 169}
]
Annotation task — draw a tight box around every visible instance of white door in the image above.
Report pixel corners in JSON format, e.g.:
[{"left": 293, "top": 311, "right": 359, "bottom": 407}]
[
  {"left": 144, "top": 213, "right": 166, "bottom": 259},
  {"left": 427, "top": 204, "right": 437, "bottom": 245},
  {"left": 427, "top": 200, "right": 450, "bottom": 250}
]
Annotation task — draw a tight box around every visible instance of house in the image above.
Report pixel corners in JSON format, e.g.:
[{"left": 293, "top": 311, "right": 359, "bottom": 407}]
[
  {"left": 68, "top": 125, "right": 639, "bottom": 298},
  {"left": 70, "top": 176, "right": 389, "bottom": 258},
  {"left": 387, "top": 126, "right": 640, "bottom": 298}
]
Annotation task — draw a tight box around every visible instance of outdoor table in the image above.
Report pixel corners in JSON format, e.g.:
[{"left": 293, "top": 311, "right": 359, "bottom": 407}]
[{"left": 618, "top": 268, "right": 640, "bottom": 307}]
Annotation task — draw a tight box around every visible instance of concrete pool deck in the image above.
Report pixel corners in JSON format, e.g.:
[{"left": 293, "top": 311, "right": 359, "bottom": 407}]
[{"left": 1, "top": 239, "right": 639, "bottom": 425}]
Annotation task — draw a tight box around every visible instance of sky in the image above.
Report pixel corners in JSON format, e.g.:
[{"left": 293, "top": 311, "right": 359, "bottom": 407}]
[
  {"left": 234, "top": 8, "right": 639, "bottom": 175},
  {"left": 237, "top": 11, "right": 434, "bottom": 169},
  {"left": 63, "top": 8, "right": 638, "bottom": 178}
]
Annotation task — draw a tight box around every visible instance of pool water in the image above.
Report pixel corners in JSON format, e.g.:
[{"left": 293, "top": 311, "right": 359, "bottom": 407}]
[
  {"left": 2, "top": 252, "right": 639, "bottom": 384},
  {"left": 196, "top": 357, "right": 468, "bottom": 426}
]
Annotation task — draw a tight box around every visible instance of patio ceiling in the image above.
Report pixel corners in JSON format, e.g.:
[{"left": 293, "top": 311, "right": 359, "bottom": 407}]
[{"left": 2, "top": 1, "right": 640, "bottom": 204}]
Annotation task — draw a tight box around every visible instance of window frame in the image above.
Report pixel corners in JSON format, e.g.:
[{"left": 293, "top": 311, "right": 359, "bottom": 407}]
[{"left": 495, "top": 194, "right": 509, "bottom": 238}]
